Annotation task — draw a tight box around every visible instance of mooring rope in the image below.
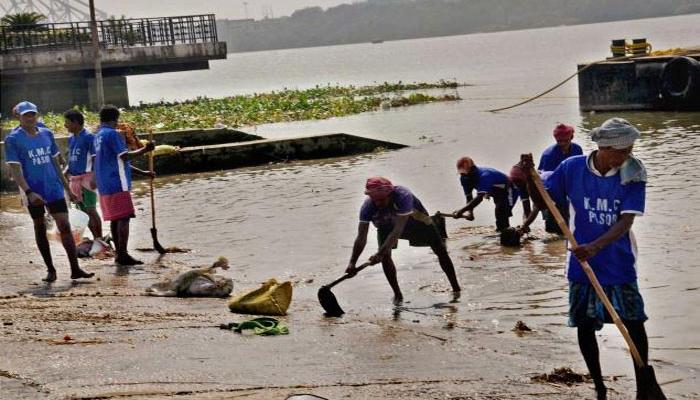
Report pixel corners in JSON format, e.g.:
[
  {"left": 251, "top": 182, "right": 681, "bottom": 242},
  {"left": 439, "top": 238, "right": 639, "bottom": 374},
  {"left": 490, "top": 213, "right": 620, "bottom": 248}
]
[{"left": 485, "top": 48, "right": 695, "bottom": 113}]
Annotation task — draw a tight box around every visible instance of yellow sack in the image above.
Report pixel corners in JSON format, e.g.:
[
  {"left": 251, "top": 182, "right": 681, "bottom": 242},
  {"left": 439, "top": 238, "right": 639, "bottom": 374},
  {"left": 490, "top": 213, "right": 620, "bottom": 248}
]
[
  {"left": 228, "top": 279, "right": 292, "bottom": 316},
  {"left": 139, "top": 140, "right": 180, "bottom": 156}
]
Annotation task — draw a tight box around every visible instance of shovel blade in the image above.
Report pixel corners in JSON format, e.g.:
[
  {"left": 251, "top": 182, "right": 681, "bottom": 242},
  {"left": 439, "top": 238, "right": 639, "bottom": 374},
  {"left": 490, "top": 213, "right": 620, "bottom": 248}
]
[
  {"left": 150, "top": 228, "right": 167, "bottom": 254},
  {"left": 318, "top": 286, "right": 344, "bottom": 317},
  {"left": 638, "top": 365, "right": 667, "bottom": 400}
]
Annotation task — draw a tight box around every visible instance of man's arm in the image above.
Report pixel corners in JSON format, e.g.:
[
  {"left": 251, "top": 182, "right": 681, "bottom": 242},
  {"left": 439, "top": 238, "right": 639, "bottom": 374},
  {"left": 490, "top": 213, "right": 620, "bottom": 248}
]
[
  {"left": 455, "top": 193, "right": 484, "bottom": 216},
  {"left": 8, "top": 164, "right": 45, "bottom": 206},
  {"left": 519, "top": 203, "right": 540, "bottom": 233},
  {"left": 572, "top": 214, "right": 636, "bottom": 261},
  {"left": 130, "top": 165, "right": 156, "bottom": 178},
  {"left": 52, "top": 156, "right": 78, "bottom": 203},
  {"left": 119, "top": 141, "right": 155, "bottom": 160},
  {"left": 346, "top": 222, "right": 370, "bottom": 273},
  {"left": 521, "top": 197, "right": 532, "bottom": 218},
  {"left": 56, "top": 152, "right": 69, "bottom": 175}
]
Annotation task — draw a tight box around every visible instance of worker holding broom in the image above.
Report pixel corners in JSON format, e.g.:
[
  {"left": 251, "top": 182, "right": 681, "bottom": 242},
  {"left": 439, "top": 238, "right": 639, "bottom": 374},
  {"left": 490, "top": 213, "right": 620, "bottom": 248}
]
[
  {"left": 521, "top": 118, "right": 664, "bottom": 400},
  {"left": 93, "top": 105, "right": 155, "bottom": 266},
  {"left": 345, "top": 177, "right": 461, "bottom": 304}
]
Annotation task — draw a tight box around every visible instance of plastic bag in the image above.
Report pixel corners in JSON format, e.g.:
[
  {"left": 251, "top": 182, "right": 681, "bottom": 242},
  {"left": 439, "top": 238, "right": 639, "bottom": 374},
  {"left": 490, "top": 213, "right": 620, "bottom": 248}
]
[
  {"left": 228, "top": 279, "right": 293, "bottom": 316},
  {"left": 47, "top": 208, "right": 89, "bottom": 243}
]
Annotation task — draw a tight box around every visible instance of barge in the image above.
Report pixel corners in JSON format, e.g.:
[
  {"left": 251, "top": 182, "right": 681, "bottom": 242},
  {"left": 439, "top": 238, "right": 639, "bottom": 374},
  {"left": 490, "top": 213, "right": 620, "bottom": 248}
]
[{"left": 578, "top": 46, "right": 700, "bottom": 111}]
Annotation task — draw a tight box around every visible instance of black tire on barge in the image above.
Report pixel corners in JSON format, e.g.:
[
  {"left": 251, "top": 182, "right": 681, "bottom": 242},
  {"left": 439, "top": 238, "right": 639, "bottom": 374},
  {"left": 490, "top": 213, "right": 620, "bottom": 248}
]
[{"left": 660, "top": 56, "right": 700, "bottom": 110}]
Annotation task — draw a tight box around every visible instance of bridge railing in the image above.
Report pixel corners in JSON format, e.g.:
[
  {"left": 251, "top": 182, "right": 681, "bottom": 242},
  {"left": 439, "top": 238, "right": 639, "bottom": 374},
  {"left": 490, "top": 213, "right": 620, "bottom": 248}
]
[{"left": 0, "top": 14, "right": 218, "bottom": 53}]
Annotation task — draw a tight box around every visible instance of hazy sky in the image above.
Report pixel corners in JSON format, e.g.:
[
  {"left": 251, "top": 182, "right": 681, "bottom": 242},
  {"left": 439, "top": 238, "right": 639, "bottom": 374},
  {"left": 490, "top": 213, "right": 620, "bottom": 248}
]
[{"left": 95, "top": 0, "right": 351, "bottom": 20}]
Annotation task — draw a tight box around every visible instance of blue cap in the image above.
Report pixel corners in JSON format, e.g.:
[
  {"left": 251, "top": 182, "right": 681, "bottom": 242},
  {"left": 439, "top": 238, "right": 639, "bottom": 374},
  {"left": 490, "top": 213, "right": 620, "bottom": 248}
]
[{"left": 15, "top": 101, "right": 38, "bottom": 115}]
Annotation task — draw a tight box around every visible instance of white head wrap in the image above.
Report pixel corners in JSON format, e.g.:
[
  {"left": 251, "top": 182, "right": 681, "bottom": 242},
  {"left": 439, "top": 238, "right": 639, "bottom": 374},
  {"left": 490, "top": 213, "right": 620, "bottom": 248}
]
[{"left": 590, "top": 118, "right": 640, "bottom": 149}]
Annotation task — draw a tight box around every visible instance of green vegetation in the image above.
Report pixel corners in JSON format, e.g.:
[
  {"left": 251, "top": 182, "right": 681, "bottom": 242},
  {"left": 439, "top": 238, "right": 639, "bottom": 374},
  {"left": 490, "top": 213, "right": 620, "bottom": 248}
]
[
  {"left": 1, "top": 12, "right": 47, "bottom": 31},
  {"left": 2, "top": 81, "right": 461, "bottom": 136}
]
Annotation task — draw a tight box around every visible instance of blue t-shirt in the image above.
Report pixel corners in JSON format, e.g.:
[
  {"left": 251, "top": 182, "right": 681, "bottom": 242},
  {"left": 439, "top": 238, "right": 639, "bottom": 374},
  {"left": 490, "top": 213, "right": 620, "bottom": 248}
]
[
  {"left": 461, "top": 166, "right": 520, "bottom": 206},
  {"left": 4, "top": 127, "right": 65, "bottom": 202},
  {"left": 94, "top": 124, "right": 131, "bottom": 195},
  {"left": 359, "top": 185, "right": 428, "bottom": 229},
  {"left": 538, "top": 142, "right": 583, "bottom": 172},
  {"left": 67, "top": 128, "right": 95, "bottom": 176},
  {"left": 545, "top": 154, "right": 645, "bottom": 285}
]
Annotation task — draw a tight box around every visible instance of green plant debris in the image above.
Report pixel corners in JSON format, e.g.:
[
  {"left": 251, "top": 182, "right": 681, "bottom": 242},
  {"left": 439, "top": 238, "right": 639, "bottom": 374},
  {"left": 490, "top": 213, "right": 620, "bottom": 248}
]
[{"left": 1, "top": 80, "right": 462, "bottom": 136}]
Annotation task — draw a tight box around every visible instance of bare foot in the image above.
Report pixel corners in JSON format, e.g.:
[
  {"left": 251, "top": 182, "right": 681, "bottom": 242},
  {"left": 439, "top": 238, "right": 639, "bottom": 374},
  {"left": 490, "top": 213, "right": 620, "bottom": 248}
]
[
  {"left": 42, "top": 270, "right": 57, "bottom": 282},
  {"left": 392, "top": 294, "right": 404, "bottom": 306},
  {"left": 450, "top": 290, "right": 461, "bottom": 303},
  {"left": 116, "top": 255, "right": 144, "bottom": 266},
  {"left": 71, "top": 269, "right": 95, "bottom": 279}
]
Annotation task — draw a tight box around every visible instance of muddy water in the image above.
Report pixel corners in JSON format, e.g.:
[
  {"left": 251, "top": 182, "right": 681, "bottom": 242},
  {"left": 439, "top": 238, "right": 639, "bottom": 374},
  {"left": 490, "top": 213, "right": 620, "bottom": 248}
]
[{"left": 2, "top": 14, "right": 700, "bottom": 397}]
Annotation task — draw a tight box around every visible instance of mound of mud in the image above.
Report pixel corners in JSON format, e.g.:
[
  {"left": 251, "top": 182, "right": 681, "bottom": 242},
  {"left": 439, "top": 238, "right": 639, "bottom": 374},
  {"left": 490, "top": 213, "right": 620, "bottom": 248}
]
[{"left": 531, "top": 367, "right": 589, "bottom": 385}]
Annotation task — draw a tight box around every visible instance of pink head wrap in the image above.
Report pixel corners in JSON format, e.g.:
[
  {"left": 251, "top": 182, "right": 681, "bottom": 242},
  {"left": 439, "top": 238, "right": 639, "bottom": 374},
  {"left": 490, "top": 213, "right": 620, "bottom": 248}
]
[
  {"left": 553, "top": 123, "right": 574, "bottom": 141},
  {"left": 456, "top": 156, "right": 475, "bottom": 174},
  {"left": 365, "top": 176, "right": 394, "bottom": 199}
]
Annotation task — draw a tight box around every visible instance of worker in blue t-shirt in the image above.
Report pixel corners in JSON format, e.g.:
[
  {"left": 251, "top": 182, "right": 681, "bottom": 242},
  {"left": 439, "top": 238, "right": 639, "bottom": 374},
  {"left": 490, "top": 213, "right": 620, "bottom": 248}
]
[
  {"left": 539, "top": 123, "right": 584, "bottom": 172},
  {"left": 523, "top": 118, "right": 652, "bottom": 400},
  {"left": 4, "top": 101, "right": 94, "bottom": 282},
  {"left": 537, "top": 123, "right": 584, "bottom": 233},
  {"left": 453, "top": 157, "right": 520, "bottom": 232},
  {"left": 93, "top": 105, "right": 155, "bottom": 266},
  {"left": 61, "top": 109, "right": 102, "bottom": 240}
]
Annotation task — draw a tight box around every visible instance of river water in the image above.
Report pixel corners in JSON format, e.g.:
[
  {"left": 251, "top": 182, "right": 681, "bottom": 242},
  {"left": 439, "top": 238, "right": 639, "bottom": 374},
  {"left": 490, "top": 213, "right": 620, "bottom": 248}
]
[{"left": 2, "top": 13, "right": 700, "bottom": 397}]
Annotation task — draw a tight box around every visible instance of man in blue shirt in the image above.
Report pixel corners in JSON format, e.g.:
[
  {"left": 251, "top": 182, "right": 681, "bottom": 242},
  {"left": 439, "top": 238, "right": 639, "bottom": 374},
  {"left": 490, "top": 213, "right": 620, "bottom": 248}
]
[
  {"left": 4, "top": 101, "right": 94, "bottom": 282},
  {"left": 524, "top": 118, "right": 652, "bottom": 400},
  {"left": 453, "top": 157, "right": 521, "bottom": 232},
  {"left": 62, "top": 109, "right": 102, "bottom": 240},
  {"left": 345, "top": 177, "right": 460, "bottom": 303},
  {"left": 93, "top": 105, "right": 154, "bottom": 266},
  {"left": 538, "top": 123, "right": 584, "bottom": 172},
  {"left": 538, "top": 123, "right": 584, "bottom": 233}
]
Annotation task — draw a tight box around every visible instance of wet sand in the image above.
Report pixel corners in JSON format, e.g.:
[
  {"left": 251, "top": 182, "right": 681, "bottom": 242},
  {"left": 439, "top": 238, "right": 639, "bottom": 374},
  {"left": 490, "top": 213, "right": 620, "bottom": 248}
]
[{"left": 0, "top": 211, "right": 666, "bottom": 400}]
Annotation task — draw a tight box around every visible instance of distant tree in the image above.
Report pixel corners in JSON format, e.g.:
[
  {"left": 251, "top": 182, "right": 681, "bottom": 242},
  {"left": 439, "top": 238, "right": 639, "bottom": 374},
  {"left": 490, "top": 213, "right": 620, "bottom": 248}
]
[{"left": 1, "top": 12, "right": 47, "bottom": 31}]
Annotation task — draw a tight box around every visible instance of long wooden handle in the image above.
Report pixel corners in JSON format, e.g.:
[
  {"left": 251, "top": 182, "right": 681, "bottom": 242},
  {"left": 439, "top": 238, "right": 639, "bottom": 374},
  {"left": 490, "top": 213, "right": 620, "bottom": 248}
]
[
  {"left": 436, "top": 211, "right": 472, "bottom": 220},
  {"left": 326, "top": 261, "right": 372, "bottom": 289},
  {"left": 148, "top": 130, "right": 156, "bottom": 229},
  {"left": 528, "top": 167, "right": 645, "bottom": 368}
]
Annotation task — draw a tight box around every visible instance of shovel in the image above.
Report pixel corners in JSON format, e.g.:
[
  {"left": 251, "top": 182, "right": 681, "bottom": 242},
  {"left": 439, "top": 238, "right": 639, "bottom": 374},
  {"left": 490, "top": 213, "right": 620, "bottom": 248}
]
[
  {"left": 436, "top": 211, "right": 474, "bottom": 220},
  {"left": 526, "top": 158, "right": 666, "bottom": 400},
  {"left": 318, "top": 261, "right": 372, "bottom": 317},
  {"left": 147, "top": 131, "right": 167, "bottom": 254}
]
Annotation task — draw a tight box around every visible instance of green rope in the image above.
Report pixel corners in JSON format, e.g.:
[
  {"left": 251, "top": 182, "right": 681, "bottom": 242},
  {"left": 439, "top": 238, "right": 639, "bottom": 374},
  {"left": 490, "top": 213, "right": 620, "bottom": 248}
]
[{"left": 220, "top": 317, "right": 289, "bottom": 336}]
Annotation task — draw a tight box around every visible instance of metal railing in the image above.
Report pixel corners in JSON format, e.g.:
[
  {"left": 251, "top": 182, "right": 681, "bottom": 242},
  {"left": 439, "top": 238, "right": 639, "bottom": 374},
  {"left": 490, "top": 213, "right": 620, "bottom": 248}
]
[{"left": 0, "top": 14, "right": 218, "bottom": 53}]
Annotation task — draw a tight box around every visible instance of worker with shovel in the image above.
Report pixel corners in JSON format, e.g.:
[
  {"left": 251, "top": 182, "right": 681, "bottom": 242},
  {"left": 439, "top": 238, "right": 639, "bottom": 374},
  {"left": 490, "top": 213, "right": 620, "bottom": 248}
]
[
  {"left": 453, "top": 157, "right": 520, "bottom": 232},
  {"left": 93, "top": 105, "right": 155, "bottom": 266},
  {"left": 345, "top": 177, "right": 461, "bottom": 304},
  {"left": 521, "top": 118, "right": 665, "bottom": 400}
]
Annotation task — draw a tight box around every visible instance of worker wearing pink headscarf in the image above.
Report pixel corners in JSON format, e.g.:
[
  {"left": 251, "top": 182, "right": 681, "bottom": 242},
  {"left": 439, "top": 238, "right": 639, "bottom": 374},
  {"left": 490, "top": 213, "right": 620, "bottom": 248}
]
[
  {"left": 538, "top": 123, "right": 583, "bottom": 172},
  {"left": 535, "top": 123, "right": 584, "bottom": 233},
  {"left": 346, "top": 177, "right": 461, "bottom": 303}
]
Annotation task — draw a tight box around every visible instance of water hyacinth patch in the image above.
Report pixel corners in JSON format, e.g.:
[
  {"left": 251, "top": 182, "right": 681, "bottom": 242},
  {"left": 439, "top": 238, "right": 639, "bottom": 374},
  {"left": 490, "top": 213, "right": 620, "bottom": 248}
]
[{"left": 1, "top": 80, "right": 462, "bottom": 136}]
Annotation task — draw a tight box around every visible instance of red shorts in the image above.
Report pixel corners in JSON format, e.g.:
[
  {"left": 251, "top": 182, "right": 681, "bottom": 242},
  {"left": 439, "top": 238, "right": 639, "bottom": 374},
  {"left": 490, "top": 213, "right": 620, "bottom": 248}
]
[{"left": 99, "top": 191, "right": 135, "bottom": 221}]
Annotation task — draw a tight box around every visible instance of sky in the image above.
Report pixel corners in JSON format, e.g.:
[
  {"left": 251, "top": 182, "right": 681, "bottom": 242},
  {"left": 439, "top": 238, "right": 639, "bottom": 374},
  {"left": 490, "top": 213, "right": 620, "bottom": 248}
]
[{"left": 94, "top": 0, "right": 351, "bottom": 20}]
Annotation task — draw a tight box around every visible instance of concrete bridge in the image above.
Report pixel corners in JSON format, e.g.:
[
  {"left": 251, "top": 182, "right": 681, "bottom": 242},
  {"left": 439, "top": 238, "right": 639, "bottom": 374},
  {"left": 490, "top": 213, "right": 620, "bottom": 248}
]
[{"left": 0, "top": 14, "right": 227, "bottom": 115}]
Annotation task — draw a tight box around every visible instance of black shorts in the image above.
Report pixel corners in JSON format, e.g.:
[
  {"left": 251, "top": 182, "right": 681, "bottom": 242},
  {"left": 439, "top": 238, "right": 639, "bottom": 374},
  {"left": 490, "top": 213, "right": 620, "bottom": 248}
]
[
  {"left": 27, "top": 198, "right": 68, "bottom": 219},
  {"left": 377, "top": 214, "right": 447, "bottom": 248}
]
